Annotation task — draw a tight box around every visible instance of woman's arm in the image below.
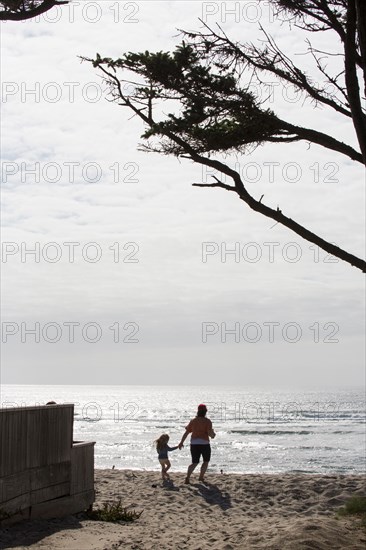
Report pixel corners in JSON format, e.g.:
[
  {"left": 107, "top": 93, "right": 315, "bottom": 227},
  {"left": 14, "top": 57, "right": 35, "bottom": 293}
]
[
  {"left": 209, "top": 428, "right": 216, "bottom": 439},
  {"left": 208, "top": 419, "right": 216, "bottom": 439}
]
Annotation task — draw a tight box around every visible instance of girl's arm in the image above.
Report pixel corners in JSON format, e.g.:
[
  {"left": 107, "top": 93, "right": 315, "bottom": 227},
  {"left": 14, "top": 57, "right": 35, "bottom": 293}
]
[{"left": 167, "top": 445, "right": 179, "bottom": 451}]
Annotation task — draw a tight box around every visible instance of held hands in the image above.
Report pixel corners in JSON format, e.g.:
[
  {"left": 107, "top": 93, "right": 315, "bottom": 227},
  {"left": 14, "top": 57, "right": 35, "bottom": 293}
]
[{"left": 178, "top": 442, "right": 184, "bottom": 450}]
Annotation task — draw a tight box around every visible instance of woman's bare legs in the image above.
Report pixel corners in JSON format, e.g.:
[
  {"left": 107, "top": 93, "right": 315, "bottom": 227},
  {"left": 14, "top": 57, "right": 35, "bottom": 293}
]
[
  {"left": 198, "top": 461, "right": 209, "bottom": 481},
  {"left": 185, "top": 462, "right": 198, "bottom": 484}
]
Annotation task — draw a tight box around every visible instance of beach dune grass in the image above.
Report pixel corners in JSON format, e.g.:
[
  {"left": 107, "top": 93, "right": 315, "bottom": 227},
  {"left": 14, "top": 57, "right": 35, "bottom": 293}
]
[
  {"left": 337, "top": 496, "right": 366, "bottom": 527},
  {"left": 87, "top": 499, "right": 143, "bottom": 523}
]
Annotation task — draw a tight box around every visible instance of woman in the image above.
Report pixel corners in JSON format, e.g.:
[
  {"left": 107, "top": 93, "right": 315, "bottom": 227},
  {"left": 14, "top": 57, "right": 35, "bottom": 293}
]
[{"left": 179, "top": 404, "right": 216, "bottom": 484}]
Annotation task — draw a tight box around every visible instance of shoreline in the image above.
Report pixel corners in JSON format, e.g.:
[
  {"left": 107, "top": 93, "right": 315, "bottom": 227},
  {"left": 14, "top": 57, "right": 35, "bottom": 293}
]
[
  {"left": 1, "top": 469, "right": 365, "bottom": 549},
  {"left": 96, "top": 466, "right": 366, "bottom": 475}
]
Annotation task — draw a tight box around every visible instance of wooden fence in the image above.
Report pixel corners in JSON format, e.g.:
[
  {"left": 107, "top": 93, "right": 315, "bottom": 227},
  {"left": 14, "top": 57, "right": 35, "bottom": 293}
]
[{"left": 0, "top": 404, "right": 95, "bottom": 525}]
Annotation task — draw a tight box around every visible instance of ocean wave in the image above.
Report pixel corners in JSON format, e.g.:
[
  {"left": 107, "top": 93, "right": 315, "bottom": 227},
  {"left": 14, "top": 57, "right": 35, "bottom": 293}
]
[{"left": 230, "top": 429, "right": 313, "bottom": 435}]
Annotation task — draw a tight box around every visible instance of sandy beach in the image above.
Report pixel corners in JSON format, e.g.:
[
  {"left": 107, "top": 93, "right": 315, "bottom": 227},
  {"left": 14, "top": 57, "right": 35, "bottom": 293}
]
[{"left": 0, "top": 469, "right": 365, "bottom": 550}]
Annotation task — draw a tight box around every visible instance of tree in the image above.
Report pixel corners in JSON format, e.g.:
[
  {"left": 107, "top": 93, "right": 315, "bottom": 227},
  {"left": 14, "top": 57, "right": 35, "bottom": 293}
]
[
  {"left": 83, "top": 0, "right": 366, "bottom": 272},
  {"left": 0, "top": 0, "right": 68, "bottom": 21}
]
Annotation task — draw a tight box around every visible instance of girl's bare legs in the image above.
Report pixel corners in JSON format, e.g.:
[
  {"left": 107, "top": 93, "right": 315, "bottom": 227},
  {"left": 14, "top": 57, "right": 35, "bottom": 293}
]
[
  {"left": 161, "top": 460, "right": 171, "bottom": 479},
  {"left": 164, "top": 460, "right": 171, "bottom": 479}
]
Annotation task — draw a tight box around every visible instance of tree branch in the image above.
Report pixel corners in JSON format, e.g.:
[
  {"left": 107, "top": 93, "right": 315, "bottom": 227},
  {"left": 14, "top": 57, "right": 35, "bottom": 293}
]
[
  {"left": 279, "top": 119, "right": 364, "bottom": 163},
  {"left": 355, "top": 0, "right": 366, "bottom": 97},
  {"left": 344, "top": 0, "right": 366, "bottom": 162},
  {"left": 83, "top": 11, "right": 366, "bottom": 273},
  {"left": 185, "top": 21, "right": 353, "bottom": 119},
  {"left": 0, "top": 0, "right": 68, "bottom": 21},
  {"left": 191, "top": 154, "right": 366, "bottom": 272},
  {"left": 192, "top": 176, "right": 236, "bottom": 192}
]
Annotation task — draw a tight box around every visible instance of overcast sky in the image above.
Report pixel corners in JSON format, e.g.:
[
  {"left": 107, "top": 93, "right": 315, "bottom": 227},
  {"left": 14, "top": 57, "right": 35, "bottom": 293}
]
[{"left": 1, "top": 1, "right": 365, "bottom": 387}]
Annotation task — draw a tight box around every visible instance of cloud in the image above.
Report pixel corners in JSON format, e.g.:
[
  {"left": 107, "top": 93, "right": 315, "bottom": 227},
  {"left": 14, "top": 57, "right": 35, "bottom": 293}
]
[{"left": 1, "top": 1, "right": 364, "bottom": 385}]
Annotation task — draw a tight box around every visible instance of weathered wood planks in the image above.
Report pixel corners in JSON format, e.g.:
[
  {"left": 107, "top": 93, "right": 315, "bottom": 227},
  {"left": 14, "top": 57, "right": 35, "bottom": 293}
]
[{"left": 0, "top": 405, "right": 95, "bottom": 525}]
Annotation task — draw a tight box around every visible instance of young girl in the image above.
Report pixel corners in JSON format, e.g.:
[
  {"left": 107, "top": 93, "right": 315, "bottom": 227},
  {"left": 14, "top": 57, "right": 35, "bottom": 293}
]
[{"left": 155, "top": 434, "right": 178, "bottom": 480}]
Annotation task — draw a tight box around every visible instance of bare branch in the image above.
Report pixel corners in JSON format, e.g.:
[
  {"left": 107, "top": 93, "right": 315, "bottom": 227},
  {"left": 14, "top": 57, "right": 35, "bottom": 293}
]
[
  {"left": 186, "top": 21, "right": 353, "bottom": 118},
  {"left": 192, "top": 182, "right": 236, "bottom": 192},
  {"left": 0, "top": 0, "right": 68, "bottom": 20},
  {"left": 191, "top": 152, "right": 366, "bottom": 272}
]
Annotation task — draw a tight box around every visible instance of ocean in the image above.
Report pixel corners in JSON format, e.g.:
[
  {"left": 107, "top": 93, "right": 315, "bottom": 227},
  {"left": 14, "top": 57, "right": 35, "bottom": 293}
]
[{"left": 1, "top": 385, "right": 364, "bottom": 475}]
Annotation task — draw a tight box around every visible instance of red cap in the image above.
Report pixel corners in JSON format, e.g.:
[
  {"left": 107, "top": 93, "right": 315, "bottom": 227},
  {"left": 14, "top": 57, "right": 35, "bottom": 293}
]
[{"left": 198, "top": 404, "right": 207, "bottom": 410}]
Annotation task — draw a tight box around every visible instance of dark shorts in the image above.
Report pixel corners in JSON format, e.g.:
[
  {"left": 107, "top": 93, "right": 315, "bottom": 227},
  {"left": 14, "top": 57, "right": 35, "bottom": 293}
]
[{"left": 190, "top": 444, "right": 211, "bottom": 464}]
